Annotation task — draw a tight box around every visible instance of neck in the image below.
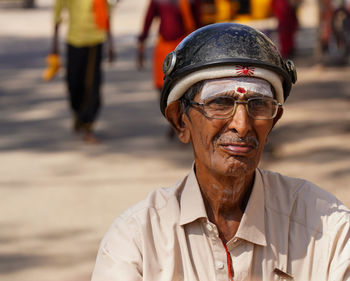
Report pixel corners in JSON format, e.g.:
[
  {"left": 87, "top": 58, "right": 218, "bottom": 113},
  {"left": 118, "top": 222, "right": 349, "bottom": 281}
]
[{"left": 195, "top": 165, "right": 255, "bottom": 242}]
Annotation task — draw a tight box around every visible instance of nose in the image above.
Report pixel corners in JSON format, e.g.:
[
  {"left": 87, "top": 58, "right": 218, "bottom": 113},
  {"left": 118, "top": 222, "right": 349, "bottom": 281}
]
[{"left": 227, "top": 104, "right": 252, "bottom": 137}]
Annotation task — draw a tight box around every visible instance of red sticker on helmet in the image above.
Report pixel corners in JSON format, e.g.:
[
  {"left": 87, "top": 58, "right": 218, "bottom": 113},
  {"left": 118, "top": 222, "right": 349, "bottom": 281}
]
[{"left": 236, "top": 66, "right": 255, "bottom": 76}]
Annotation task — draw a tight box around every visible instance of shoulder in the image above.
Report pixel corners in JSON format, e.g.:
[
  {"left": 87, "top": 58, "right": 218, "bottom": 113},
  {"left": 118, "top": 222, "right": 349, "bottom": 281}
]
[
  {"left": 121, "top": 178, "right": 185, "bottom": 220},
  {"left": 259, "top": 168, "right": 346, "bottom": 211},
  {"left": 259, "top": 169, "right": 350, "bottom": 232},
  {"left": 97, "top": 175, "right": 187, "bottom": 255},
  {"left": 109, "top": 175, "right": 187, "bottom": 236}
]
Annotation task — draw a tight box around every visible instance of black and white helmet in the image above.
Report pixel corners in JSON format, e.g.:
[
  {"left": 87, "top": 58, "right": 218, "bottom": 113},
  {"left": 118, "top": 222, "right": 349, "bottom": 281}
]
[{"left": 160, "top": 22, "right": 297, "bottom": 115}]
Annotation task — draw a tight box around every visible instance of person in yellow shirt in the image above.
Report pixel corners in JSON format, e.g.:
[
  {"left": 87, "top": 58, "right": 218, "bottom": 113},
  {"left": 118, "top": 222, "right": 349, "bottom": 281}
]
[{"left": 50, "top": 0, "right": 115, "bottom": 144}]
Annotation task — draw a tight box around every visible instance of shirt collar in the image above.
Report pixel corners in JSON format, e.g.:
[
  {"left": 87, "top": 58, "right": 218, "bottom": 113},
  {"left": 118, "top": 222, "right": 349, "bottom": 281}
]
[
  {"left": 234, "top": 168, "right": 267, "bottom": 246},
  {"left": 179, "top": 165, "right": 208, "bottom": 226},
  {"left": 179, "top": 166, "right": 267, "bottom": 247}
]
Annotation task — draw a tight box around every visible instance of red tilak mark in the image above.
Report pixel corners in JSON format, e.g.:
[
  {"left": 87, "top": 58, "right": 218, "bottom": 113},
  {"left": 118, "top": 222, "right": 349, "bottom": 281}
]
[
  {"left": 236, "top": 66, "right": 255, "bottom": 76},
  {"left": 236, "top": 87, "right": 247, "bottom": 94}
]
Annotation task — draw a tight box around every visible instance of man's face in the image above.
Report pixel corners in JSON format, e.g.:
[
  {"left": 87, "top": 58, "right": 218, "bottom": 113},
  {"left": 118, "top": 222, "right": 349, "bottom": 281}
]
[{"left": 181, "top": 78, "right": 282, "bottom": 179}]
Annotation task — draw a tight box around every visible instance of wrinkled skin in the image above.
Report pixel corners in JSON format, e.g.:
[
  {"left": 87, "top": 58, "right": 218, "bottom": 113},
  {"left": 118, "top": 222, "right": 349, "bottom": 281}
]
[{"left": 165, "top": 92, "right": 283, "bottom": 242}]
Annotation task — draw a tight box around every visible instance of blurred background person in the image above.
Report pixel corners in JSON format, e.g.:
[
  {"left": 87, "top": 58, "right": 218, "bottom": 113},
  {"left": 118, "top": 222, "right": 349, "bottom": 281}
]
[
  {"left": 318, "top": 0, "right": 333, "bottom": 54},
  {"left": 199, "top": 0, "right": 273, "bottom": 25},
  {"left": 49, "top": 0, "right": 115, "bottom": 144},
  {"left": 137, "top": 0, "right": 202, "bottom": 139},
  {"left": 272, "top": 0, "right": 301, "bottom": 58},
  {"left": 317, "top": 0, "right": 350, "bottom": 65},
  {"left": 137, "top": 0, "right": 202, "bottom": 94}
]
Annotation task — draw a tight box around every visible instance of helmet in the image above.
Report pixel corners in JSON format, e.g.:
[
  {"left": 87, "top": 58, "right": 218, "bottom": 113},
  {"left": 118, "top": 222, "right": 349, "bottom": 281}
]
[{"left": 160, "top": 22, "right": 297, "bottom": 116}]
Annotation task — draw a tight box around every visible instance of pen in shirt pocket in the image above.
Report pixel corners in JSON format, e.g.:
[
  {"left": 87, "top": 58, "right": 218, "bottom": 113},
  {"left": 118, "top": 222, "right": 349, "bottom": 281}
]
[{"left": 273, "top": 268, "right": 294, "bottom": 280}]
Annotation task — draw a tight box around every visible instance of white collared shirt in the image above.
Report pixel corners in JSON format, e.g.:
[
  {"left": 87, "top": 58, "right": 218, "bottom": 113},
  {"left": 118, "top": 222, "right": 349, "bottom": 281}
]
[{"left": 91, "top": 168, "right": 350, "bottom": 281}]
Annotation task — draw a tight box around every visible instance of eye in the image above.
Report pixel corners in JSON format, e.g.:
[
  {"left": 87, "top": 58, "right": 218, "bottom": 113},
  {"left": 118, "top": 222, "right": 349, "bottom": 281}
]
[
  {"left": 249, "top": 98, "right": 276, "bottom": 113},
  {"left": 250, "top": 98, "right": 270, "bottom": 107},
  {"left": 205, "top": 96, "right": 236, "bottom": 107}
]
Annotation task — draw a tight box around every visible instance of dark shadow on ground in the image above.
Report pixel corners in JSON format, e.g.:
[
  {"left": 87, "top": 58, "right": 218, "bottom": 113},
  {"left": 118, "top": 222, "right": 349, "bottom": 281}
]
[
  {"left": 0, "top": 251, "right": 96, "bottom": 274},
  {"left": 0, "top": 31, "right": 349, "bottom": 167},
  {"left": 0, "top": 224, "right": 96, "bottom": 274},
  {"left": 0, "top": 1, "right": 51, "bottom": 10}
]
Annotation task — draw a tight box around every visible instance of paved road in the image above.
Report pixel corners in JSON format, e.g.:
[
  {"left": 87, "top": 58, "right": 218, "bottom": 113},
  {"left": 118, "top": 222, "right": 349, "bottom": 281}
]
[{"left": 0, "top": 0, "right": 349, "bottom": 281}]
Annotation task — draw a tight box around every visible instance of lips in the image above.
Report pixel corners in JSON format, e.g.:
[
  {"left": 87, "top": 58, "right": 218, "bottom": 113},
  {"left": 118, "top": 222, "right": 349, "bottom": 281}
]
[
  {"left": 220, "top": 143, "right": 255, "bottom": 154},
  {"left": 216, "top": 134, "right": 259, "bottom": 155}
]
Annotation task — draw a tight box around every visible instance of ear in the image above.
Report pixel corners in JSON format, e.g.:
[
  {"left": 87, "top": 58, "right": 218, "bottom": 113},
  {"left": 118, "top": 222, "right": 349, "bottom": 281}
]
[
  {"left": 165, "top": 101, "right": 191, "bottom": 144},
  {"left": 272, "top": 107, "right": 283, "bottom": 128}
]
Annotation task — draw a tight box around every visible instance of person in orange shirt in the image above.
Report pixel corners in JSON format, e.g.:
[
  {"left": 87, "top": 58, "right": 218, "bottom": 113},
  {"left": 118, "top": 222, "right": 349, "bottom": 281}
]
[
  {"left": 137, "top": 0, "right": 202, "bottom": 91},
  {"left": 272, "top": 0, "right": 300, "bottom": 58},
  {"left": 137, "top": 0, "right": 202, "bottom": 138},
  {"left": 49, "top": 0, "right": 115, "bottom": 144}
]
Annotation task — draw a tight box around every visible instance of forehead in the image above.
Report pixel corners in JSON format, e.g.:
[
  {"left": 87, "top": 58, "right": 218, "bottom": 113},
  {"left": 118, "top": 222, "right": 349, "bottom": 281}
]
[{"left": 198, "top": 77, "right": 274, "bottom": 100}]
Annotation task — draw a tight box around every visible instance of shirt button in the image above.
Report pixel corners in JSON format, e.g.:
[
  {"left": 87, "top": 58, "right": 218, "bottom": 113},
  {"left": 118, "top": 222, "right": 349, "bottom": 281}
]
[
  {"left": 206, "top": 224, "right": 213, "bottom": 232},
  {"left": 215, "top": 261, "right": 224, "bottom": 270}
]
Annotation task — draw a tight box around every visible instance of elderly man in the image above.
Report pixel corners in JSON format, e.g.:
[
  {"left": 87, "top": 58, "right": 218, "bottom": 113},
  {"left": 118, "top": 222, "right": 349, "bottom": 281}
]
[{"left": 91, "top": 23, "right": 350, "bottom": 281}]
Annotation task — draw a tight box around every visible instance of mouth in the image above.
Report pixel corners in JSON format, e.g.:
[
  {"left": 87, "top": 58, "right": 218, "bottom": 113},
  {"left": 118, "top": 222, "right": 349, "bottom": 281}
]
[
  {"left": 215, "top": 134, "right": 259, "bottom": 156},
  {"left": 219, "top": 142, "right": 255, "bottom": 154}
]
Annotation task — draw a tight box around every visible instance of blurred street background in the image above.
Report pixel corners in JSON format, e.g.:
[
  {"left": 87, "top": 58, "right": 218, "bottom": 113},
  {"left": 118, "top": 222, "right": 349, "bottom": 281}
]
[{"left": 0, "top": 0, "right": 349, "bottom": 280}]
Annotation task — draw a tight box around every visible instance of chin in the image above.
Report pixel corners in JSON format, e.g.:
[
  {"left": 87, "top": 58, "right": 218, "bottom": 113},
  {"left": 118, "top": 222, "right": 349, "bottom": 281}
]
[{"left": 214, "top": 157, "right": 257, "bottom": 178}]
